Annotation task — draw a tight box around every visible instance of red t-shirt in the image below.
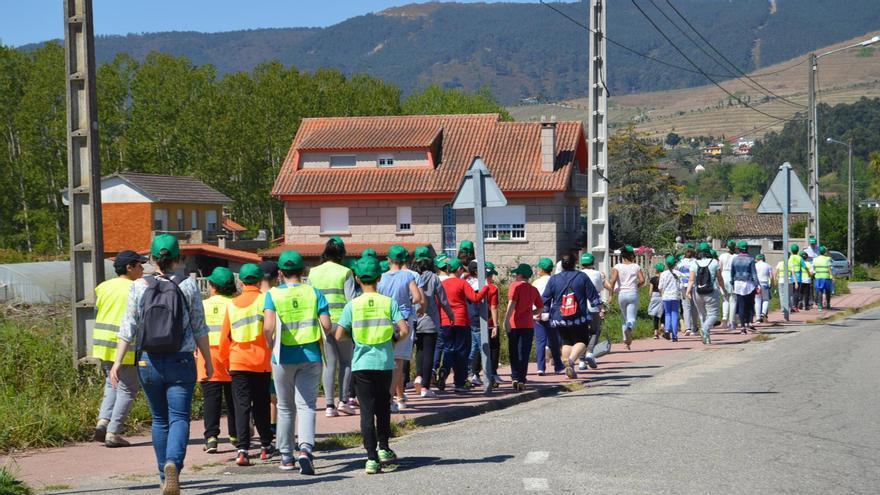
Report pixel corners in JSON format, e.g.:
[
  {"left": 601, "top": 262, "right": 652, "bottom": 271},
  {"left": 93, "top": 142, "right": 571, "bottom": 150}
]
[
  {"left": 441, "top": 276, "right": 488, "bottom": 328},
  {"left": 486, "top": 283, "right": 499, "bottom": 327},
  {"left": 507, "top": 280, "right": 542, "bottom": 329}
]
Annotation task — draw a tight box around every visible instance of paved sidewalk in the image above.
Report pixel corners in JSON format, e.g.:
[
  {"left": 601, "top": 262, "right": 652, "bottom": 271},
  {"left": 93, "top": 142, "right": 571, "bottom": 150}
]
[{"left": 6, "top": 284, "right": 878, "bottom": 490}]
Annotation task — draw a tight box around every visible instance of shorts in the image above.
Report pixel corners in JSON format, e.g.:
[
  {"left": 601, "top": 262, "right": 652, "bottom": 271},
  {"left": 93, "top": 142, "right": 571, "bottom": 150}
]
[
  {"left": 393, "top": 319, "right": 415, "bottom": 360},
  {"left": 815, "top": 279, "right": 831, "bottom": 291},
  {"left": 558, "top": 324, "right": 589, "bottom": 346}
]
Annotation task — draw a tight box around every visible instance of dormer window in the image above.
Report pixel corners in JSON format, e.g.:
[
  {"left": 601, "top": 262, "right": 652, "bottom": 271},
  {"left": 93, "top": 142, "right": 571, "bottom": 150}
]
[
  {"left": 330, "top": 155, "right": 356, "bottom": 168},
  {"left": 378, "top": 155, "right": 395, "bottom": 167}
]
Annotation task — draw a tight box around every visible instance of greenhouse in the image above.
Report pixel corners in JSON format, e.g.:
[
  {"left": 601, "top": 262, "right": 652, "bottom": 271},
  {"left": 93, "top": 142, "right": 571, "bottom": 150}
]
[{"left": 0, "top": 260, "right": 115, "bottom": 304}]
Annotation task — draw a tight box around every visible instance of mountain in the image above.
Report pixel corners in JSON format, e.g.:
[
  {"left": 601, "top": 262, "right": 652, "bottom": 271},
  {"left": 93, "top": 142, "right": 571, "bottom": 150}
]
[{"left": 20, "top": 0, "right": 880, "bottom": 103}]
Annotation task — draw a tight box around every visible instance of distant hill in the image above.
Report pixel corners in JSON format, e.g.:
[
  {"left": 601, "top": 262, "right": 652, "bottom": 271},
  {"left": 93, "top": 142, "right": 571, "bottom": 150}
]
[{"left": 20, "top": 1, "right": 880, "bottom": 103}]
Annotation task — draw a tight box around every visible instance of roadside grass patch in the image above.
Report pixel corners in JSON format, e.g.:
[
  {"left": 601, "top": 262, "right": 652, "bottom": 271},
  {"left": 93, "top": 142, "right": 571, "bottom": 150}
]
[
  {"left": 0, "top": 466, "right": 31, "bottom": 495},
  {"left": 751, "top": 334, "right": 774, "bottom": 342}
]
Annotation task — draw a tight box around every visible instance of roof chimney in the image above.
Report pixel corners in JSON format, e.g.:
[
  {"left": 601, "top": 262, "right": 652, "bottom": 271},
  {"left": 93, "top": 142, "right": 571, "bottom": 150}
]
[{"left": 540, "top": 117, "right": 557, "bottom": 173}]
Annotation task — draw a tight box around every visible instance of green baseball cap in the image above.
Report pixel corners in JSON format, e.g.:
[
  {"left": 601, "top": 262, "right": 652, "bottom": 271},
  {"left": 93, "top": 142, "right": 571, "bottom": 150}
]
[
  {"left": 510, "top": 263, "right": 533, "bottom": 278},
  {"left": 207, "top": 267, "right": 235, "bottom": 289},
  {"left": 330, "top": 236, "right": 345, "bottom": 249},
  {"left": 459, "top": 240, "right": 475, "bottom": 254},
  {"left": 355, "top": 256, "right": 382, "bottom": 282},
  {"left": 151, "top": 234, "right": 180, "bottom": 260},
  {"left": 623, "top": 244, "right": 635, "bottom": 254},
  {"left": 379, "top": 260, "right": 390, "bottom": 273},
  {"left": 580, "top": 253, "right": 595, "bottom": 266},
  {"left": 654, "top": 262, "right": 665, "bottom": 271},
  {"left": 756, "top": 253, "right": 765, "bottom": 261},
  {"left": 790, "top": 244, "right": 799, "bottom": 253},
  {"left": 800, "top": 250, "right": 808, "bottom": 258},
  {"left": 698, "top": 242, "right": 711, "bottom": 253},
  {"left": 809, "top": 236, "right": 817, "bottom": 244},
  {"left": 727, "top": 240, "right": 736, "bottom": 249},
  {"left": 413, "top": 246, "right": 431, "bottom": 260},
  {"left": 665, "top": 255, "right": 676, "bottom": 266},
  {"left": 709, "top": 249, "right": 718, "bottom": 258},
  {"left": 388, "top": 245, "right": 409, "bottom": 262},
  {"left": 736, "top": 240, "right": 748, "bottom": 250},
  {"left": 278, "top": 250, "right": 304, "bottom": 271},
  {"left": 684, "top": 242, "right": 694, "bottom": 250},
  {"left": 239, "top": 263, "right": 264, "bottom": 284},
  {"left": 819, "top": 246, "right": 827, "bottom": 255},
  {"left": 485, "top": 261, "right": 498, "bottom": 276},
  {"left": 538, "top": 257, "right": 555, "bottom": 272},
  {"left": 448, "top": 258, "right": 463, "bottom": 272},
  {"left": 362, "top": 248, "right": 377, "bottom": 259},
  {"left": 434, "top": 254, "right": 449, "bottom": 269}
]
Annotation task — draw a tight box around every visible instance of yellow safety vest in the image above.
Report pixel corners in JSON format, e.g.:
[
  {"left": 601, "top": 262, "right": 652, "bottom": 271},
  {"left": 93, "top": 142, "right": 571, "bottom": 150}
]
[
  {"left": 93, "top": 277, "right": 135, "bottom": 364},
  {"left": 227, "top": 293, "right": 266, "bottom": 343},
  {"left": 308, "top": 262, "right": 350, "bottom": 322},
  {"left": 269, "top": 285, "right": 322, "bottom": 346},
  {"left": 351, "top": 293, "right": 394, "bottom": 345},
  {"left": 788, "top": 254, "right": 803, "bottom": 275},
  {"left": 813, "top": 255, "right": 832, "bottom": 279},
  {"left": 203, "top": 294, "right": 233, "bottom": 346}
]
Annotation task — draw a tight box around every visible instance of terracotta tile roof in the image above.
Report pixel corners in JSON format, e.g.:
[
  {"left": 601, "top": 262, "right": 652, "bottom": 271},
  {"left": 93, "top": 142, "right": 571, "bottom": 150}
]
[
  {"left": 730, "top": 214, "right": 809, "bottom": 237},
  {"left": 296, "top": 115, "right": 443, "bottom": 150},
  {"left": 115, "top": 172, "right": 233, "bottom": 204},
  {"left": 272, "top": 114, "right": 586, "bottom": 197},
  {"left": 222, "top": 218, "right": 247, "bottom": 232},
  {"left": 137, "top": 244, "right": 261, "bottom": 264},
  {"left": 261, "top": 242, "right": 429, "bottom": 259}
]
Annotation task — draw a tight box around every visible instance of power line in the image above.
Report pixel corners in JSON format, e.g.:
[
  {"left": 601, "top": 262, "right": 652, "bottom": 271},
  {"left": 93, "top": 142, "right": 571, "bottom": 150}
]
[{"left": 629, "top": 0, "right": 792, "bottom": 121}]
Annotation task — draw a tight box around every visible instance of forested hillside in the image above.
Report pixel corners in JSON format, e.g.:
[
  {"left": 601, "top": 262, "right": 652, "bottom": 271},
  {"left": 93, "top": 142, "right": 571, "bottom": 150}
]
[{"left": 21, "top": 0, "right": 880, "bottom": 103}]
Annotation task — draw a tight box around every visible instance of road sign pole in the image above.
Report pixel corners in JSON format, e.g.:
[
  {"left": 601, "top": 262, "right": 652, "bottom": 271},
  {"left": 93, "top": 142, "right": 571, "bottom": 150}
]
[
  {"left": 781, "top": 162, "right": 791, "bottom": 321},
  {"left": 472, "top": 168, "right": 492, "bottom": 395}
]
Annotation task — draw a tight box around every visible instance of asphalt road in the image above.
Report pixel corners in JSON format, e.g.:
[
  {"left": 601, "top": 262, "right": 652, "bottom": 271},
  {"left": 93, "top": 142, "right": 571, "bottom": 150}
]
[{"left": 58, "top": 308, "right": 880, "bottom": 495}]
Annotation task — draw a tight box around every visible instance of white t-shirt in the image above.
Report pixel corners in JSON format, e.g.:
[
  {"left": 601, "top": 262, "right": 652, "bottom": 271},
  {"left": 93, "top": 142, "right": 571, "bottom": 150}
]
[
  {"left": 755, "top": 261, "right": 772, "bottom": 284},
  {"left": 614, "top": 263, "right": 642, "bottom": 293},
  {"left": 658, "top": 270, "right": 680, "bottom": 301},
  {"left": 676, "top": 258, "right": 695, "bottom": 289},
  {"left": 719, "top": 252, "right": 734, "bottom": 274},
  {"left": 581, "top": 268, "right": 605, "bottom": 312}
]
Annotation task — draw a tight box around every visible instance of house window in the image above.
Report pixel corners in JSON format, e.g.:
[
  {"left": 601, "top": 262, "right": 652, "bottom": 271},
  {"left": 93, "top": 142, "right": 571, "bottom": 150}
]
[
  {"left": 378, "top": 155, "right": 395, "bottom": 167},
  {"left": 191, "top": 210, "right": 198, "bottom": 230},
  {"left": 206, "top": 210, "right": 218, "bottom": 232},
  {"left": 442, "top": 204, "right": 457, "bottom": 258},
  {"left": 321, "top": 207, "right": 349, "bottom": 233},
  {"left": 397, "top": 206, "right": 412, "bottom": 232},
  {"left": 329, "top": 155, "right": 356, "bottom": 168},
  {"left": 176, "top": 209, "right": 184, "bottom": 231},
  {"left": 484, "top": 205, "right": 526, "bottom": 241},
  {"left": 153, "top": 208, "right": 168, "bottom": 231},
  {"left": 772, "top": 241, "right": 783, "bottom": 251}
]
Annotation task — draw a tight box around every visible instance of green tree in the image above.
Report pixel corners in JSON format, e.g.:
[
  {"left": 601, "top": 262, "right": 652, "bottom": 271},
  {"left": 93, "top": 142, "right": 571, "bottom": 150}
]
[
  {"left": 403, "top": 85, "right": 511, "bottom": 120},
  {"left": 665, "top": 132, "right": 681, "bottom": 148},
  {"left": 729, "top": 162, "right": 768, "bottom": 200}
]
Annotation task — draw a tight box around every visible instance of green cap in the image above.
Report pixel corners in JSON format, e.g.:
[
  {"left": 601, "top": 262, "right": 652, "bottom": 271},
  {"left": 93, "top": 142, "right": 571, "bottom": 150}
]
[
  {"left": 459, "top": 240, "right": 475, "bottom": 254},
  {"left": 684, "top": 243, "right": 695, "bottom": 250},
  {"left": 727, "top": 240, "right": 736, "bottom": 249},
  {"left": 330, "top": 236, "right": 345, "bottom": 249},
  {"left": 239, "top": 263, "right": 263, "bottom": 284},
  {"left": 485, "top": 261, "right": 498, "bottom": 276},
  {"left": 623, "top": 244, "right": 635, "bottom": 254},
  {"left": 278, "top": 250, "right": 304, "bottom": 271},
  {"left": 790, "top": 244, "right": 799, "bottom": 253},
  {"left": 709, "top": 249, "right": 718, "bottom": 258},
  {"left": 698, "top": 242, "right": 711, "bottom": 253},
  {"left": 654, "top": 262, "right": 665, "bottom": 271},
  {"left": 151, "top": 234, "right": 180, "bottom": 260},
  {"left": 434, "top": 254, "right": 449, "bottom": 269},
  {"left": 676, "top": 254, "right": 683, "bottom": 262},
  {"left": 448, "top": 258, "right": 463, "bottom": 272},
  {"left": 800, "top": 250, "right": 808, "bottom": 258},
  {"left": 379, "top": 260, "right": 390, "bottom": 273},
  {"left": 388, "top": 245, "right": 409, "bottom": 262},
  {"left": 362, "top": 248, "right": 377, "bottom": 259},
  {"left": 413, "top": 246, "right": 431, "bottom": 260},
  {"left": 736, "top": 240, "right": 748, "bottom": 250},
  {"left": 580, "top": 253, "right": 595, "bottom": 266},
  {"left": 538, "top": 257, "right": 555, "bottom": 272},
  {"left": 355, "top": 256, "right": 382, "bottom": 282},
  {"left": 809, "top": 236, "right": 817, "bottom": 244},
  {"left": 207, "top": 267, "right": 235, "bottom": 290},
  {"left": 665, "top": 255, "right": 676, "bottom": 266},
  {"left": 511, "top": 263, "right": 533, "bottom": 279},
  {"left": 819, "top": 246, "right": 827, "bottom": 255},
  {"left": 756, "top": 253, "right": 765, "bottom": 260}
]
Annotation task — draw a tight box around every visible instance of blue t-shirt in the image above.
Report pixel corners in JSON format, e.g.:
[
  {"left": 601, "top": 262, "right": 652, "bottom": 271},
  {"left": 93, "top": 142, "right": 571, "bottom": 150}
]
[
  {"left": 264, "top": 283, "right": 329, "bottom": 365},
  {"left": 376, "top": 270, "right": 416, "bottom": 319},
  {"left": 337, "top": 297, "right": 405, "bottom": 372}
]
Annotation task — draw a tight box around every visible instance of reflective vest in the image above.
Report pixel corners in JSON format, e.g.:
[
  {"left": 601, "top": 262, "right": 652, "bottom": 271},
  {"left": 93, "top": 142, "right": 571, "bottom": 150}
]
[
  {"left": 351, "top": 293, "right": 394, "bottom": 345},
  {"left": 788, "top": 254, "right": 804, "bottom": 278},
  {"left": 93, "top": 277, "right": 135, "bottom": 364},
  {"left": 269, "top": 285, "right": 322, "bottom": 346},
  {"left": 802, "top": 261, "right": 814, "bottom": 282},
  {"left": 813, "top": 255, "right": 832, "bottom": 279},
  {"left": 203, "top": 294, "right": 233, "bottom": 346},
  {"left": 308, "top": 262, "right": 350, "bottom": 322},
  {"left": 227, "top": 293, "right": 266, "bottom": 343}
]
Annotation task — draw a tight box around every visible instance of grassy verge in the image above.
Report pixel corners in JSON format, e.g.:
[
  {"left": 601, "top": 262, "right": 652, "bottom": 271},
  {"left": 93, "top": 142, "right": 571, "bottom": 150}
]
[
  {"left": 315, "top": 419, "right": 420, "bottom": 452},
  {"left": 0, "top": 466, "right": 32, "bottom": 495}
]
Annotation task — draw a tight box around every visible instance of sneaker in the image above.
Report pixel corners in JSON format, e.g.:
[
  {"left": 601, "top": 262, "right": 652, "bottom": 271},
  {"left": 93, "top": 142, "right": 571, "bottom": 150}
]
[
  {"left": 325, "top": 406, "right": 338, "bottom": 418},
  {"left": 348, "top": 397, "right": 359, "bottom": 407},
  {"left": 436, "top": 368, "right": 448, "bottom": 391},
  {"left": 511, "top": 380, "right": 519, "bottom": 390},
  {"left": 413, "top": 376, "right": 423, "bottom": 394},
  {"left": 420, "top": 388, "right": 437, "bottom": 398},
  {"left": 740, "top": 329, "right": 747, "bottom": 335},
  {"left": 297, "top": 452, "right": 315, "bottom": 475},
  {"left": 453, "top": 386, "right": 470, "bottom": 393},
  {"left": 517, "top": 381, "right": 527, "bottom": 391},
  {"left": 105, "top": 432, "right": 130, "bottom": 448},
  {"left": 585, "top": 355, "right": 598, "bottom": 369},
  {"left": 204, "top": 436, "right": 218, "bottom": 454},
  {"left": 672, "top": 337, "right": 678, "bottom": 342},
  {"left": 236, "top": 450, "right": 251, "bottom": 466},
  {"left": 378, "top": 449, "right": 398, "bottom": 465},
  {"left": 337, "top": 402, "right": 356, "bottom": 415},
  {"left": 493, "top": 374, "right": 506, "bottom": 382},
  {"left": 564, "top": 362, "right": 577, "bottom": 379},
  {"left": 390, "top": 400, "right": 400, "bottom": 413},
  {"left": 491, "top": 379, "right": 499, "bottom": 389},
  {"left": 163, "top": 461, "right": 180, "bottom": 495},
  {"left": 279, "top": 454, "right": 296, "bottom": 471},
  {"left": 684, "top": 330, "right": 693, "bottom": 337},
  {"left": 260, "top": 445, "right": 276, "bottom": 461},
  {"left": 577, "top": 360, "right": 588, "bottom": 371},
  {"left": 229, "top": 435, "right": 238, "bottom": 445},
  {"left": 624, "top": 328, "right": 633, "bottom": 346},
  {"left": 662, "top": 332, "right": 671, "bottom": 340},
  {"left": 536, "top": 370, "right": 545, "bottom": 376},
  {"left": 365, "top": 459, "right": 381, "bottom": 475},
  {"left": 469, "top": 374, "right": 483, "bottom": 386},
  {"left": 93, "top": 419, "right": 109, "bottom": 443}
]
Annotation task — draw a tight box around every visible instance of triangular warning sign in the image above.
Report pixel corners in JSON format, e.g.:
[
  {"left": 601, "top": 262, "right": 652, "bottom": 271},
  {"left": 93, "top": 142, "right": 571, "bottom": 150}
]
[
  {"left": 757, "top": 168, "right": 813, "bottom": 214},
  {"left": 452, "top": 157, "right": 507, "bottom": 210}
]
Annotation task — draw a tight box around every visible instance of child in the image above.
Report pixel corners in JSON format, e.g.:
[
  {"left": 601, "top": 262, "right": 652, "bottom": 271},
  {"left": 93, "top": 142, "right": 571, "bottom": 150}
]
[
  {"left": 647, "top": 263, "right": 665, "bottom": 339},
  {"left": 503, "top": 263, "right": 543, "bottom": 390},
  {"left": 335, "top": 257, "right": 409, "bottom": 474},
  {"left": 659, "top": 255, "right": 681, "bottom": 342},
  {"left": 484, "top": 262, "right": 501, "bottom": 386}
]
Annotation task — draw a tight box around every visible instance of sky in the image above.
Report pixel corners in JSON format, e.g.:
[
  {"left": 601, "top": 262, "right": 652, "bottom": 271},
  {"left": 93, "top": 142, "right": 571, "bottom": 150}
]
[{"left": 0, "top": 0, "right": 539, "bottom": 47}]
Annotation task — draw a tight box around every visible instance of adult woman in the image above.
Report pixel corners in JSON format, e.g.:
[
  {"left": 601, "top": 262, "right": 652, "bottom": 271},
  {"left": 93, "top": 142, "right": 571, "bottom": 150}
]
[
  {"left": 111, "top": 235, "right": 212, "bottom": 495},
  {"left": 608, "top": 245, "right": 645, "bottom": 350},
  {"left": 686, "top": 243, "right": 727, "bottom": 345}
]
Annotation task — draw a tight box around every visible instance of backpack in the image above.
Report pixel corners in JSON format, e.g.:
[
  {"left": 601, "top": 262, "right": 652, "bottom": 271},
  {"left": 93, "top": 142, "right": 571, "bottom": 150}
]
[
  {"left": 695, "top": 261, "right": 714, "bottom": 295},
  {"left": 559, "top": 274, "right": 580, "bottom": 318},
  {"left": 139, "top": 275, "right": 189, "bottom": 353}
]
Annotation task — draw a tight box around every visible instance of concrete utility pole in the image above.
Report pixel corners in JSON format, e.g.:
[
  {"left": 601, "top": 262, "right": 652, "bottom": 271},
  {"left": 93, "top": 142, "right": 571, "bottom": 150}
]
[
  {"left": 827, "top": 137, "right": 855, "bottom": 267},
  {"left": 781, "top": 162, "right": 792, "bottom": 322},
  {"left": 587, "top": 0, "right": 610, "bottom": 276},
  {"left": 64, "top": 0, "right": 105, "bottom": 364}
]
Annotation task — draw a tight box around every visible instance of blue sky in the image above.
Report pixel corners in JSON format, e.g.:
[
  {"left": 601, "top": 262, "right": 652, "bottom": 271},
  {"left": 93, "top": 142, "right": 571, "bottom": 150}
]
[{"left": 1, "top": 0, "right": 539, "bottom": 47}]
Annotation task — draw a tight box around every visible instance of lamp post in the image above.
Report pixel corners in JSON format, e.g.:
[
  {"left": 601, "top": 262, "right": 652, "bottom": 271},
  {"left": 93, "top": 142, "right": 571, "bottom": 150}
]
[
  {"left": 826, "top": 137, "right": 855, "bottom": 267},
  {"left": 807, "top": 35, "right": 879, "bottom": 246}
]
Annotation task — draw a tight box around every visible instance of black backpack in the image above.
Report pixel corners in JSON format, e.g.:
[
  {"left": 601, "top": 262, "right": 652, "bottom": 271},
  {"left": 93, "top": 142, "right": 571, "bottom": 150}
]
[
  {"left": 139, "top": 275, "right": 189, "bottom": 353},
  {"left": 695, "top": 261, "right": 714, "bottom": 295}
]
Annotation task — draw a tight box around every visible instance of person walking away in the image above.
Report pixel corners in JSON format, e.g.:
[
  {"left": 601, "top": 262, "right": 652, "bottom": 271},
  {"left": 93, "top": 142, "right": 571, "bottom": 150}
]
[
  {"left": 812, "top": 246, "right": 834, "bottom": 311},
  {"left": 377, "top": 245, "right": 424, "bottom": 411},
  {"left": 533, "top": 258, "right": 564, "bottom": 375},
  {"left": 480, "top": 262, "right": 502, "bottom": 386},
  {"left": 198, "top": 267, "right": 238, "bottom": 454},
  {"left": 659, "top": 255, "right": 681, "bottom": 341},
  {"left": 308, "top": 237, "right": 357, "bottom": 417},
  {"left": 258, "top": 260, "right": 280, "bottom": 436},
  {"left": 754, "top": 254, "right": 773, "bottom": 323},
  {"left": 465, "top": 260, "right": 486, "bottom": 387},
  {"left": 412, "top": 254, "right": 454, "bottom": 398},
  {"left": 432, "top": 254, "right": 454, "bottom": 388},
  {"left": 439, "top": 259, "right": 488, "bottom": 392},
  {"left": 262, "top": 251, "right": 331, "bottom": 475},
  {"left": 93, "top": 250, "right": 146, "bottom": 448},
  {"left": 335, "top": 256, "right": 409, "bottom": 474},
  {"left": 686, "top": 243, "right": 726, "bottom": 345},
  {"left": 218, "top": 263, "right": 275, "bottom": 466},
  {"left": 503, "top": 263, "right": 543, "bottom": 390},
  {"left": 676, "top": 247, "right": 700, "bottom": 337},
  {"left": 788, "top": 245, "right": 805, "bottom": 312},
  {"left": 729, "top": 241, "right": 760, "bottom": 333},
  {"left": 803, "top": 235, "right": 820, "bottom": 261},
  {"left": 111, "top": 235, "right": 212, "bottom": 495},
  {"left": 718, "top": 240, "right": 737, "bottom": 328},
  {"left": 542, "top": 254, "right": 604, "bottom": 379},
  {"left": 799, "top": 251, "right": 814, "bottom": 310},
  {"left": 579, "top": 253, "right": 608, "bottom": 369},
  {"left": 647, "top": 262, "right": 665, "bottom": 339},
  {"left": 608, "top": 245, "right": 644, "bottom": 349}
]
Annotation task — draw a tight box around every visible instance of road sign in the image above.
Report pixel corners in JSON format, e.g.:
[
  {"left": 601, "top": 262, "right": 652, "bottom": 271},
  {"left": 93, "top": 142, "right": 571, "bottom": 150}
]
[
  {"left": 757, "top": 166, "right": 813, "bottom": 214},
  {"left": 452, "top": 157, "right": 507, "bottom": 210}
]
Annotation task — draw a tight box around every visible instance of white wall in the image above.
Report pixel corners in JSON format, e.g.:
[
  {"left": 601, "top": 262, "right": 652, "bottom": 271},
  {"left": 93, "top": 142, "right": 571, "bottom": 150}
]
[{"left": 300, "top": 151, "right": 430, "bottom": 169}]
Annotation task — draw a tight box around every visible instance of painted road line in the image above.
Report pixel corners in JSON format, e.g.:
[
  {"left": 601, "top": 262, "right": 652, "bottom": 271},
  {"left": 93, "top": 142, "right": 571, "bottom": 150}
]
[
  {"left": 522, "top": 478, "right": 549, "bottom": 491},
  {"left": 523, "top": 451, "right": 550, "bottom": 464}
]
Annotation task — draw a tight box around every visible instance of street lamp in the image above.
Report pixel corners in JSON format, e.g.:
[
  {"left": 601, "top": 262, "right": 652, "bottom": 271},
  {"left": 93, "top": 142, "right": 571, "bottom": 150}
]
[
  {"left": 807, "top": 34, "right": 879, "bottom": 246},
  {"left": 826, "top": 137, "right": 854, "bottom": 268}
]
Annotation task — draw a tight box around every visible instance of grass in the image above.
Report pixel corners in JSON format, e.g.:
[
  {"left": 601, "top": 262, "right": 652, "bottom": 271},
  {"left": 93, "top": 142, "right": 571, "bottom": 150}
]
[
  {"left": 0, "top": 466, "right": 32, "bottom": 495},
  {"left": 315, "top": 418, "right": 421, "bottom": 452},
  {"left": 751, "top": 334, "right": 774, "bottom": 342}
]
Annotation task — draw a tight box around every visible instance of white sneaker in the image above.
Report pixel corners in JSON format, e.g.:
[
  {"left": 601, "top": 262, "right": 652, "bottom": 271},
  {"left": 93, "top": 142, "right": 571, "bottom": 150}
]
[
  {"left": 420, "top": 389, "right": 437, "bottom": 398},
  {"left": 577, "top": 360, "right": 588, "bottom": 371},
  {"left": 493, "top": 374, "right": 506, "bottom": 383},
  {"left": 337, "top": 402, "right": 356, "bottom": 415},
  {"left": 325, "top": 406, "right": 338, "bottom": 418},
  {"left": 390, "top": 401, "right": 400, "bottom": 413},
  {"left": 469, "top": 374, "right": 483, "bottom": 386}
]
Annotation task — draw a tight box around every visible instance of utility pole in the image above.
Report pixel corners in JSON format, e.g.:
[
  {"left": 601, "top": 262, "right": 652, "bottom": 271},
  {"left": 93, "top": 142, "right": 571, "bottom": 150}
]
[
  {"left": 587, "top": 0, "right": 609, "bottom": 276},
  {"left": 64, "top": 0, "right": 105, "bottom": 364},
  {"left": 848, "top": 139, "right": 854, "bottom": 268},
  {"left": 807, "top": 53, "right": 820, "bottom": 245},
  {"left": 781, "top": 162, "right": 792, "bottom": 322}
]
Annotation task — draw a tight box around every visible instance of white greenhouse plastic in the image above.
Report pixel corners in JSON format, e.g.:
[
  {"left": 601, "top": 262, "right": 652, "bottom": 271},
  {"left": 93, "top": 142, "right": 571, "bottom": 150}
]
[{"left": 0, "top": 260, "right": 115, "bottom": 304}]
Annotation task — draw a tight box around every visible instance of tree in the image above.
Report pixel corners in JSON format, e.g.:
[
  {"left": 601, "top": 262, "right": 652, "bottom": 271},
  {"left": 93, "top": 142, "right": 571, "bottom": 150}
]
[
  {"left": 665, "top": 132, "right": 681, "bottom": 148},
  {"left": 402, "top": 85, "right": 511, "bottom": 120},
  {"left": 728, "top": 163, "right": 768, "bottom": 200}
]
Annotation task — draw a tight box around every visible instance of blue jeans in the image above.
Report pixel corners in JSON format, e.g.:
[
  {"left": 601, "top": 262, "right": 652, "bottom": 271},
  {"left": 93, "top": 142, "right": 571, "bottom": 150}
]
[
  {"left": 507, "top": 329, "right": 534, "bottom": 383},
  {"left": 662, "top": 300, "right": 680, "bottom": 339},
  {"left": 534, "top": 321, "right": 563, "bottom": 373},
  {"left": 468, "top": 326, "right": 481, "bottom": 375},
  {"left": 449, "top": 326, "right": 471, "bottom": 387},
  {"left": 138, "top": 352, "right": 196, "bottom": 480},
  {"left": 434, "top": 325, "right": 453, "bottom": 372}
]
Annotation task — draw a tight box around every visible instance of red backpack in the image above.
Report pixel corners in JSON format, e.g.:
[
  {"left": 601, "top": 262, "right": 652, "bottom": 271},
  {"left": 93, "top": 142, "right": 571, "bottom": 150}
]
[{"left": 559, "top": 276, "right": 579, "bottom": 318}]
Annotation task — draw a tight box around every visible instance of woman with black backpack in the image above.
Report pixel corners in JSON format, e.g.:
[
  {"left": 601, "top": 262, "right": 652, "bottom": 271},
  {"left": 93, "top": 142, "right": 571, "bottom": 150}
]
[
  {"left": 685, "top": 243, "right": 727, "bottom": 345},
  {"left": 111, "top": 234, "right": 213, "bottom": 495}
]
